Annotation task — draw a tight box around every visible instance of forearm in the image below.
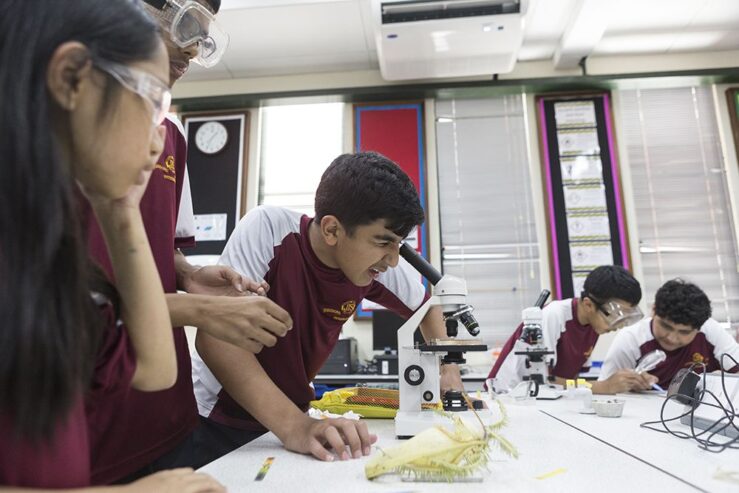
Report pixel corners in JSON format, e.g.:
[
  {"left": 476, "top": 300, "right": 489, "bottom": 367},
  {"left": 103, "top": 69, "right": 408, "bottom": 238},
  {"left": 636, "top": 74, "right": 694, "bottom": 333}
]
[
  {"left": 166, "top": 292, "right": 209, "bottom": 327},
  {"left": 174, "top": 249, "right": 198, "bottom": 291},
  {"left": 96, "top": 207, "right": 175, "bottom": 390},
  {"left": 195, "top": 331, "right": 306, "bottom": 439},
  {"left": 418, "top": 305, "right": 446, "bottom": 341}
]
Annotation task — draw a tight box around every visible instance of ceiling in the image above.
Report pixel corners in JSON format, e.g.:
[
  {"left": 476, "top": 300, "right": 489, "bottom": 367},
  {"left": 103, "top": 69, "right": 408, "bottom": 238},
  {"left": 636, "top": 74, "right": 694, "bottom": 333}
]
[{"left": 182, "top": 0, "right": 739, "bottom": 82}]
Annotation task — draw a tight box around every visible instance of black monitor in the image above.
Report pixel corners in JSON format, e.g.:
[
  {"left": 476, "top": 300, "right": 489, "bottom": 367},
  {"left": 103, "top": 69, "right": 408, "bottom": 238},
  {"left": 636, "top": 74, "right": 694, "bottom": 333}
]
[{"left": 372, "top": 310, "right": 423, "bottom": 351}]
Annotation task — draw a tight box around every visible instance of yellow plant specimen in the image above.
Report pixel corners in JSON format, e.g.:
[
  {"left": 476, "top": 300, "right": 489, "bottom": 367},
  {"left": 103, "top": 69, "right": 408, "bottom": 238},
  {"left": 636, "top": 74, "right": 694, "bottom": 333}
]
[{"left": 365, "top": 399, "right": 518, "bottom": 481}]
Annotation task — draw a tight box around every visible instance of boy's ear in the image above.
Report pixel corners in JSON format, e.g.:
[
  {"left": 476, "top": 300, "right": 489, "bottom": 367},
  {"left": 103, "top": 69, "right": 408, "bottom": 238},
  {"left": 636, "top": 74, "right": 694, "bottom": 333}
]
[
  {"left": 319, "top": 215, "right": 341, "bottom": 246},
  {"left": 581, "top": 296, "right": 595, "bottom": 312}
]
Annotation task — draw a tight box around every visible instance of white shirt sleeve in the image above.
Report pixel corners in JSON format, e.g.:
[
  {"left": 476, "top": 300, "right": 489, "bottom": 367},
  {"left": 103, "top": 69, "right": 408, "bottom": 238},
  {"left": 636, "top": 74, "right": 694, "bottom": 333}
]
[
  {"left": 599, "top": 322, "right": 644, "bottom": 381},
  {"left": 703, "top": 318, "right": 739, "bottom": 370},
  {"left": 218, "top": 206, "right": 300, "bottom": 282},
  {"left": 175, "top": 166, "right": 195, "bottom": 240}
]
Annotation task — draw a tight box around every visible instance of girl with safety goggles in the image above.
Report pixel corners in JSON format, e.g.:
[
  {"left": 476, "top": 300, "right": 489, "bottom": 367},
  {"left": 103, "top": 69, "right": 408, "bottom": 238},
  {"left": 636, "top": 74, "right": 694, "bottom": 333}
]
[{"left": 0, "top": 0, "right": 222, "bottom": 490}]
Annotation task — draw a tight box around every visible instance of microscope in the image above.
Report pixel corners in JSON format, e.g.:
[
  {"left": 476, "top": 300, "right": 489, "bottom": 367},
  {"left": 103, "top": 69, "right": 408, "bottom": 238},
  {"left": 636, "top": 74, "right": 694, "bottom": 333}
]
[
  {"left": 394, "top": 243, "right": 489, "bottom": 438},
  {"left": 512, "top": 290, "right": 554, "bottom": 397}
]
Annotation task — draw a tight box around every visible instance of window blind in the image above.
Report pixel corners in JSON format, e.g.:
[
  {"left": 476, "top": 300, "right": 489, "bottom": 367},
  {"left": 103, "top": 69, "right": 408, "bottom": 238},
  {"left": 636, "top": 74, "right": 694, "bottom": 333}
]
[
  {"left": 616, "top": 86, "right": 739, "bottom": 324},
  {"left": 436, "top": 94, "right": 541, "bottom": 346}
]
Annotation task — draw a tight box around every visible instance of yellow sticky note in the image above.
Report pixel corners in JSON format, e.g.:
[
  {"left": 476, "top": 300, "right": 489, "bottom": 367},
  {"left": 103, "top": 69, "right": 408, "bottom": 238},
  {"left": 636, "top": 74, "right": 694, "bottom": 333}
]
[{"left": 536, "top": 467, "right": 567, "bottom": 480}]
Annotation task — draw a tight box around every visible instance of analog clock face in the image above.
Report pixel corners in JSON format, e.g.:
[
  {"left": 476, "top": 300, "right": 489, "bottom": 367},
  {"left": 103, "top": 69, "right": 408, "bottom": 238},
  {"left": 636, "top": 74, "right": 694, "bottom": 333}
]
[{"left": 194, "top": 121, "right": 228, "bottom": 155}]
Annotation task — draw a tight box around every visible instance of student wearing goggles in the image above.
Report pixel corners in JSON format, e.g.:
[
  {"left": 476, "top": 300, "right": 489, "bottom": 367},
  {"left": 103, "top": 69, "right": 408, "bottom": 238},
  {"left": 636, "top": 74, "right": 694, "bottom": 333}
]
[
  {"left": 584, "top": 294, "right": 645, "bottom": 333},
  {"left": 96, "top": 59, "right": 172, "bottom": 126},
  {"left": 144, "top": 0, "right": 229, "bottom": 74},
  {"left": 488, "top": 265, "right": 653, "bottom": 396},
  {"left": 87, "top": 0, "right": 292, "bottom": 484}
]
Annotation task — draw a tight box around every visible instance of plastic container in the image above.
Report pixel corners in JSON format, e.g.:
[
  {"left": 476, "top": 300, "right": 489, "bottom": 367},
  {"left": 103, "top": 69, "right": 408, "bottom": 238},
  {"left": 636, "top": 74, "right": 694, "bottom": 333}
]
[
  {"left": 566, "top": 379, "right": 595, "bottom": 414},
  {"left": 592, "top": 398, "right": 626, "bottom": 417}
]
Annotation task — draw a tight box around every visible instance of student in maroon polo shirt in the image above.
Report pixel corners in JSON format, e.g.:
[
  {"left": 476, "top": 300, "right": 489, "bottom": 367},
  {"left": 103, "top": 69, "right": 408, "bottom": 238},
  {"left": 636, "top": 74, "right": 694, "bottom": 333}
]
[
  {"left": 84, "top": 0, "right": 292, "bottom": 484},
  {"left": 489, "top": 265, "right": 654, "bottom": 395},
  {"left": 0, "top": 1, "right": 223, "bottom": 490},
  {"left": 192, "top": 152, "right": 466, "bottom": 465},
  {"left": 601, "top": 279, "right": 739, "bottom": 388}
]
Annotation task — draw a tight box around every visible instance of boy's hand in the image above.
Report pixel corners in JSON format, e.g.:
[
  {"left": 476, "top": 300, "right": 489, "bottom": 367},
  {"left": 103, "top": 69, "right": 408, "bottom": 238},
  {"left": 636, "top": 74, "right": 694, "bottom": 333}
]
[
  {"left": 281, "top": 415, "right": 377, "bottom": 462},
  {"left": 125, "top": 468, "right": 225, "bottom": 493},
  {"left": 602, "top": 369, "right": 655, "bottom": 394},
  {"left": 198, "top": 296, "right": 292, "bottom": 354},
  {"left": 184, "top": 265, "right": 269, "bottom": 297}
]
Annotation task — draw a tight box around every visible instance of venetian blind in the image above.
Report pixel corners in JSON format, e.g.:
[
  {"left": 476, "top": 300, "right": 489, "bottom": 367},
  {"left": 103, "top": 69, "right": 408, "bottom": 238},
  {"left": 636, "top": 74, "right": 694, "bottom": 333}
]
[
  {"left": 436, "top": 95, "right": 541, "bottom": 346},
  {"left": 616, "top": 86, "right": 739, "bottom": 324}
]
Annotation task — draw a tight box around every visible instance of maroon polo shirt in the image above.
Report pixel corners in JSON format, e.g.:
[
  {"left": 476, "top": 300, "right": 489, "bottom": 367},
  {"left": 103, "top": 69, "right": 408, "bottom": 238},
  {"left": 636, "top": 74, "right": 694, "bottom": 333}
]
[
  {"left": 633, "top": 321, "right": 737, "bottom": 388},
  {"left": 84, "top": 118, "right": 198, "bottom": 484},
  {"left": 192, "top": 207, "right": 428, "bottom": 432},
  {"left": 1, "top": 298, "right": 135, "bottom": 488},
  {"left": 0, "top": 401, "right": 89, "bottom": 488}
]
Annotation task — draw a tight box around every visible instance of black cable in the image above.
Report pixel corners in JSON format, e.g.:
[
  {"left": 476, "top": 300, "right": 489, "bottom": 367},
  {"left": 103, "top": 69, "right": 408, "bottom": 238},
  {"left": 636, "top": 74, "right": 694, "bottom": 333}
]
[{"left": 639, "top": 356, "right": 739, "bottom": 453}]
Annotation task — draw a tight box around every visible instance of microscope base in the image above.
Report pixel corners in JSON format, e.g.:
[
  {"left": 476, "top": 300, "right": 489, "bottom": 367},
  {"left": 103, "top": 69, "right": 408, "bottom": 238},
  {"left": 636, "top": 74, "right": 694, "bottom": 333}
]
[{"left": 394, "top": 409, "right": 495, "bottom": 438}]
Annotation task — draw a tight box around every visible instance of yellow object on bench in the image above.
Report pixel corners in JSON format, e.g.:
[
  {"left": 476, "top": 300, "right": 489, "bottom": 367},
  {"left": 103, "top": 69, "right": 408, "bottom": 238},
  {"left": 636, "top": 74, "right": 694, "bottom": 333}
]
[{"left": 310, "top": 387, "right": 440, "bottom": 419}]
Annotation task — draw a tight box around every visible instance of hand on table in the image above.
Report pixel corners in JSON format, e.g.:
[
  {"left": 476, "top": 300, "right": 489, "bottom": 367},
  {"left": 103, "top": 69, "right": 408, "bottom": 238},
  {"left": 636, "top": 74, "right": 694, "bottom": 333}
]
[{"left": 282, "top": 416, "right": 378, "bottom": 462}]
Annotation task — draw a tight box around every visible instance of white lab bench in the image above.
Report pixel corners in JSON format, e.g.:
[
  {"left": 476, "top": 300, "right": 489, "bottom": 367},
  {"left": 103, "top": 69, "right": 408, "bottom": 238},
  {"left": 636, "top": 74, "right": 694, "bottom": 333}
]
[{"left": 199, "top": 393, "right": 738, "bottom": 492}]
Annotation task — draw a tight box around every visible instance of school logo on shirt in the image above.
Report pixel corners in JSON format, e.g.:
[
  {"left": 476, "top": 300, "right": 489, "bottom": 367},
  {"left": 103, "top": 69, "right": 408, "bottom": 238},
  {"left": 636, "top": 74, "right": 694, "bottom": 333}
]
[
  {"left": 155, "top": 155, "right": 177, "bottom": 183},
  {"left": 321, "top": 300, "right": 357, "bottom": 322},
  {"left": 692, "top": 353, "right": 706, "bottom": 365},
  {"left": 341, "top": 300, "right": 356, "bottom": 315}
]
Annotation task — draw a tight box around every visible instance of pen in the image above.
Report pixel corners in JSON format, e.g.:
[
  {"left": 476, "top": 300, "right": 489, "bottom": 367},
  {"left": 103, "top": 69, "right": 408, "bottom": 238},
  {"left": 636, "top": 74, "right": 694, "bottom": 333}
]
[{"left": 652, "top": 383, "right": 664, "bottom": 392}]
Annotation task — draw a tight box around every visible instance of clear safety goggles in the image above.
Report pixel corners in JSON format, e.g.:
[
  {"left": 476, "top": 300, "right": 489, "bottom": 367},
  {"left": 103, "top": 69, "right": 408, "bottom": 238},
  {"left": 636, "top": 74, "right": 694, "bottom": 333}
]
[
  {"left": 592, "top": 298, "right": 644, "bottom": 331},
  {"left": 147, "top": 0, "right": 229, "bottom": 68},
  {"left": 96, "top": 59, "right": 172, "bottom": 126}
]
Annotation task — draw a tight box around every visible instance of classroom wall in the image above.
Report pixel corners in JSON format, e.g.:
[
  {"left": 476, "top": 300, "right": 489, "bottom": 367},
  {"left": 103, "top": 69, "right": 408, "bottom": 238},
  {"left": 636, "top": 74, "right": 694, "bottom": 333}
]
[
  {"left": 173, "top": 49, "right": 739, "bottom": 100},
  {"left": 180, "top": 53, "right": 739, "bottom": 368}
]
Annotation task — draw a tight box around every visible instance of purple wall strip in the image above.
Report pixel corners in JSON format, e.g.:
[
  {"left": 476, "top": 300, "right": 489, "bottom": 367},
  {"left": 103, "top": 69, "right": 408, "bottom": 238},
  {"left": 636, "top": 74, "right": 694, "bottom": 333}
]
[{"left": 538, "top": 98, "right": 563, "bottom": 299}]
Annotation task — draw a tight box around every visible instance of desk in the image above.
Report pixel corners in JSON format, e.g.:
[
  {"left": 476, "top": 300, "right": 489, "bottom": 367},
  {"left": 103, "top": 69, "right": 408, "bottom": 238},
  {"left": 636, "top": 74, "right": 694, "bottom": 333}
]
[{"left": 199, "top": 394, "right": 737, "bottom": 492}]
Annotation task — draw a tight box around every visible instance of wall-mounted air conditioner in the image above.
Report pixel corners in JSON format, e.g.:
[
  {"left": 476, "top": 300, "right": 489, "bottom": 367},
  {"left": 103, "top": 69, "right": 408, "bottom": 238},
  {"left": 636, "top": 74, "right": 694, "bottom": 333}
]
[{"left": 372, "top": 0, "right": 527, "bottom": 81}]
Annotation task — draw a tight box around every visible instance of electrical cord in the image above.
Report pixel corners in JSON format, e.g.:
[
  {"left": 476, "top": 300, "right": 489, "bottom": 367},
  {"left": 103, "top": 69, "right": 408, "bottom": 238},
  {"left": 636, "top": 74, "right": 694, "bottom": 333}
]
[{"left": 639, "top": 354, "right": 739, "bottom": 453}]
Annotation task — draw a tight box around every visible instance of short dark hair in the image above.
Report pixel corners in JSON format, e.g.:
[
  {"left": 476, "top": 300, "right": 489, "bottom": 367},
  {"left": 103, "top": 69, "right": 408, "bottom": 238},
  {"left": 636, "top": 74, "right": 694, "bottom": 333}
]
[
  {"left": 654, "top": 279, "right": 711, "bottom": 330},
  {"left": 314, "top": 152, "right": 425, "bottom": 238},
  {"left": 581, "top": 265, "right": 642, "bottom": 306}
]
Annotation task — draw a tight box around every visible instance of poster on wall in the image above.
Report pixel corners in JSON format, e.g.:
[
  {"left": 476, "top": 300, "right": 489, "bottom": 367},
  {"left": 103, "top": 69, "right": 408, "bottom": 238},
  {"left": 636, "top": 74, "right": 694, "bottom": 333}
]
[
  {"left": 537, "top": 93, "right": 631, "bottom": 299},
  {"left": 353, "top": 103, "right": 428, "bottom": 319}
]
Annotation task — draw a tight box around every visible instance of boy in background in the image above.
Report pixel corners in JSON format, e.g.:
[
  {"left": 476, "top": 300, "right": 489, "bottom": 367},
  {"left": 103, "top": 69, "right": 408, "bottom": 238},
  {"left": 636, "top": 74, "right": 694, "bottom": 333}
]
[
  {"left": 489, "top": 265, "right": 653, "bottom": 394},
  {"left": 601, "top": 279, "right": 739, "bottom": 389}
]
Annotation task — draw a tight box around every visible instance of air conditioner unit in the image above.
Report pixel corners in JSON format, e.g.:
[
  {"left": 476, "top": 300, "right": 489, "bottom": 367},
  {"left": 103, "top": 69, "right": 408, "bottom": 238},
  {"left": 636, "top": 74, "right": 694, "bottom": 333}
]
[{"left": 372, "top": 0, "right": 527, "bottom": 81}]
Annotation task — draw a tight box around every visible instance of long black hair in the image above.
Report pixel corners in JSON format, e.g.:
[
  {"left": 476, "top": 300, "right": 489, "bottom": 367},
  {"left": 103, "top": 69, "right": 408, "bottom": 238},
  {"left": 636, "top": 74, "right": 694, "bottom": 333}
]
[{"left": 0, "top": 0, "right": 160, "bottom": 441}]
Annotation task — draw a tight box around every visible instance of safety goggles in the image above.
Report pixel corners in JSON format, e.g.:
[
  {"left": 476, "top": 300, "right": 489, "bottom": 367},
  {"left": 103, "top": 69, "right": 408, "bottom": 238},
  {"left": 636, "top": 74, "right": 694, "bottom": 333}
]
[
  {"left": 591, "top": 297, "right": 644, "bottom": 331},
  {"left": 96, "top": 59, "right": 172, "bottom": 126},
  {"left": 145, "top": 0, "right": 229, "bottom": 68}
]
